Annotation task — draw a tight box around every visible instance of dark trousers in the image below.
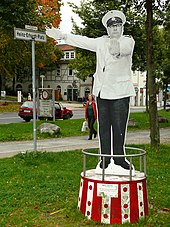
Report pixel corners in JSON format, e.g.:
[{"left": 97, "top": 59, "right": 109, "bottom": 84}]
[
  {"left": 88, "top": 116, "right": 97, "bottom": 139},
  {"left": 96, "top": 96, "right": 130, "bottom": 166}
]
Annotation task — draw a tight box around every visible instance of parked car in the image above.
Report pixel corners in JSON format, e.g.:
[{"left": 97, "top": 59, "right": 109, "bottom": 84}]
[
  {"left": 18, "top": 101, "right": 73, "bottom": 122},
  {"left": 166, "top": 100, "right": 170, "bottom": 107}
]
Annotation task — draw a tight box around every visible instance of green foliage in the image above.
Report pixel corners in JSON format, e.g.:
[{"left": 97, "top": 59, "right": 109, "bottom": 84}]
[
  {"left": 69, "top": 51, "right": 96, "bottom": 81},
  {"left": 0, "top": 110, "right": 169, "bottom": 142},
  {"left": 69, "top": 0, "right": 169, "bottom": 81},
  {"left": 0, "top": 145, "right": 169, "bottom": 226},
  {"left": 0, "top": 118, "right": 86, "bottom": 142},
  {"left": 0, "top": 0, "right": 37, "bottom": 80},
  {"left": 160, "top": 4, "right": 170, "bottom": 87},
  {"left": 0, "top": 0, "right": 37, "bottom": 28},
  {"left": 0, "top": 0, "right": 62, "bottom": 90}
]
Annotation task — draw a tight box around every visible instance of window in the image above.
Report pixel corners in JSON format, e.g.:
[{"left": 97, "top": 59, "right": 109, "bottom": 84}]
[
  {"left": 56, "top": 67, "right": 60, "bottom": 76},
  {"left": 56, "top": 85, "right": 61, "bottom": 92},
  {"left": 71, "top": 52, "right": 75, "bottom": 59},
  {"left": 69, "top": 68, "right": 73, "bottom": 76},
  {"left": 65, "top": 52, "right": 69, "bottom": 59},
  {"left": 64, "top": 51, "right": 75, "bottom": 59},
  {"left": 85, "top": 87, "right": 90, "bottom": 98}
]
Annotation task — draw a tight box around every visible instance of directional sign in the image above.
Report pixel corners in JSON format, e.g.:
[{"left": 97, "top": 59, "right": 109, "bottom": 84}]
[{"left": 14, "top": 28, "right": 46, "bottom": 42}]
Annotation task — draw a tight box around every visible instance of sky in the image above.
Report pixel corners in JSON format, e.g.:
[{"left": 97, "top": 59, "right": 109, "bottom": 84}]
[{"left": 59, "top": 0, "right": 82, "bottom": 33}]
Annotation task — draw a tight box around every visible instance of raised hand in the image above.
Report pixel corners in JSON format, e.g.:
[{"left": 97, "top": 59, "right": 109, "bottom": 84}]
[
  {"left": 109, "top": 38, "right": 120, "bottom": 57},
  {"left": 46, "top": 27, "right": 63, "bottom": 40}
]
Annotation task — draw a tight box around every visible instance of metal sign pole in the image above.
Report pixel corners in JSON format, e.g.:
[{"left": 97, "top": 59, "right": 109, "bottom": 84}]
[
  {"left": 53, "top": 89, "right": 55, "bottom": 121},
  {"left": 14, "top": 25, "right": 46, "bottom": 151},
  {"left": 32, "top": 37, "right": 37, "bottom": 151}
]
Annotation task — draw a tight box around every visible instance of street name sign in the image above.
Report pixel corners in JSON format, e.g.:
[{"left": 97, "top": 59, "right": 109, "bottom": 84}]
[
  {"left": 14, "top": 27, "right": 47, "bottom": 42},
  {"left": 14, "top": 26, "right": 47, "bottom": 151},
  {"left": 25, "top": 25, "right": 38, "bottom": 31}
]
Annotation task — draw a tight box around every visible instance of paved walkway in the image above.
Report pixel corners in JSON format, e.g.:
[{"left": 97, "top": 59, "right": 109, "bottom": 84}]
[{"left": 0, "top": 127, "right": 169, "bottom": 158}]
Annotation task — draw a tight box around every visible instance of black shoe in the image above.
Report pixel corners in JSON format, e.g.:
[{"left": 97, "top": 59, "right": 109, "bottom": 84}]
[
  {"left": 115, "top": 161, "right": 130, "bottom": 170},
  {"left": 121, "top": 161, "right": 130, "bottom": 170},
  {"left": 88, "top": 137, "right": 92, "bottom": 140},
  {"left": 94, "top": 132, "right": 97, "bottom": 138},
  {"left": 99, "top": 160, "right": 109, "bottom": 169}
]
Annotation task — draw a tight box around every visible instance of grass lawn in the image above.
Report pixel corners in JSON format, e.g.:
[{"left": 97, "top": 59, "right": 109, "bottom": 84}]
[
  {"left": 0, "top": 102, "right": 169, "bottom": 226},
  {"left": 0, "top": 109, "right": 170, "bottom": 142},
  {"left": 0, "top": 102, "right": 20, "bottom": 112},
  {"left": 0, "top": 118, "right": 88, "bottom": 142},
  {"left": 0, "top": 145, "right": 169, "bottom": 226}
]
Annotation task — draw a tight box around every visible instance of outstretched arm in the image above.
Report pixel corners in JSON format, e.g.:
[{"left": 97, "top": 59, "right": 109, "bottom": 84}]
[
  {"left": 46, "top": 27, "right": 67, "bottom": 40},
  {"left": 46, "top": 27, "right": 98, "bottom": 52}
]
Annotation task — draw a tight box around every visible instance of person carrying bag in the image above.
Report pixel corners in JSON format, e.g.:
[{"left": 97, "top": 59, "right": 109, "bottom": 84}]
[
  {"left": 85, "top": 94, "right": 97, "bottom": 140},
  {"left": 81, "top": 120, "right": 88, "bottom": 132}
]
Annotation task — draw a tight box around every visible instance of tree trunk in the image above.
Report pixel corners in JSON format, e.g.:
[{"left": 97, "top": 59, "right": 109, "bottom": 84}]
[
  {"left": 0, "top": 75, "right": 6, "bottom": 91},
  {"left": 0, "top": 75, "right": 1, "bottom": 94},
  {"left": 146, "top": 0, "right": 160, "bottom": 150},
  {"left": 12, "top": 77, "right": 16, "bottom": 93}
]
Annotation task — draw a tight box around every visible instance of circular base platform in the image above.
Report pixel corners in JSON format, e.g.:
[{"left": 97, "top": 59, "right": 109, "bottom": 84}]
[
  {"left": 82, "top": 169, "right": 146, "bottom": 182},
  {"left": 78, "top": 169, "right": 148, "bottom": 224}
]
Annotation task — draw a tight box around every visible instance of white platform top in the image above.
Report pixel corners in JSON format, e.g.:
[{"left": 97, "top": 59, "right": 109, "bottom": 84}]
[{"left": 81, "top": 169, "right": 146, "bottom": 182}]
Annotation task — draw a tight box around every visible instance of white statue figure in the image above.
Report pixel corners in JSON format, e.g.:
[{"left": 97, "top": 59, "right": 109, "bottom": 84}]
[{"left": 46, "top": 10, "right": 136, "bottom": 176}]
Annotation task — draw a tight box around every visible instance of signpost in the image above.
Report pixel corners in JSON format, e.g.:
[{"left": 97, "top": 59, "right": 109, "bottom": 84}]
[
  {"left": 17, "top": 91, "right": 22, "bottom": 103},
  {"left": 39, "top": 100, "right": 53, "bottom": 118},
  {"left": 40, "top": 74, "right": 45, "bottom": 90},
  {"left": 38, "top": 88, "right": 55, "bottom": 121},
  {"left": 14, "top": 26, "right": 46, "bottom": 151},
  {"left": 25, "top": 25, "right": 38, "bottom": 31},
  {"left": 14, "top": 27, "right": 46, "bottom": 42}
]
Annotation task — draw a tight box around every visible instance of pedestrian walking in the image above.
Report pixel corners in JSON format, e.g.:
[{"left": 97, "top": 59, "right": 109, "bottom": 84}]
[{"left": 85, "top": 94, "right": 97, "bottom": 140}]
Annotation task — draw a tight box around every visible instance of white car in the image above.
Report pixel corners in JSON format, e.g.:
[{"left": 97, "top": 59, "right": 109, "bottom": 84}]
[{"left": 166, "top": 100, "right": 170, "bottom": 107}]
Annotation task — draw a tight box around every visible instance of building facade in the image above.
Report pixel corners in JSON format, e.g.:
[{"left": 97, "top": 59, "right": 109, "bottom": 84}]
[
  {"left": 13, "top": 44, "right": 149, "bottom": 106},
  {"left": 132, "top": 71, "right": 147, "bottom": 106},
  {"left": 42, "top": 44, "right": 93, "bottom": 102}
]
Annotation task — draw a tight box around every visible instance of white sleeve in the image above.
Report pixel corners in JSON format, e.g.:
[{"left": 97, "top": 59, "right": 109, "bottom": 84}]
[
  {"left": 64, "top": 34, "right": 98, "bottom": 52},
  {"left": 119, "top": 36, "right": 135, "bottom": 56}
]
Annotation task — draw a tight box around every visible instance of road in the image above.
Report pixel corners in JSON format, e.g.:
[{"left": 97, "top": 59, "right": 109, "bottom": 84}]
[
  {"left": 0, "top": 109, "right": 84, "bottom": 124},
  {"left": 0, "top": 112, "right": 23, "bottom": 124},
  {"left": 0, "top": 105, "right": 169, "bottom": 158},
  {"left": 0, "top": 107, "right": 146, "bottom": 124},
  {"left": 0, "top": 127, "right": 169, "bottom": 158}
]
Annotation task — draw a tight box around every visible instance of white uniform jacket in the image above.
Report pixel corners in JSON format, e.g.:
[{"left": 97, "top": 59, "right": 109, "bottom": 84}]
[{"left": 64, "top": 33, "right": 136, "bottom": 99}]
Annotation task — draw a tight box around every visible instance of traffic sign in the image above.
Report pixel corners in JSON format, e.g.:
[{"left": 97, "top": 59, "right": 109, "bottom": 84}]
[
  {"left": 25, "top": 25, "right": 38, "bottom": 31},
  {"left": 14, "top": 27, "right": 46, "bottom": 42}
]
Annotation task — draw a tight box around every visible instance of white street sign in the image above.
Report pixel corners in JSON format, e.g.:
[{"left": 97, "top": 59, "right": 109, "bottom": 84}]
[
  {"left": 14, "top": 28, "right": 46, "bottom": 42},
  {"left": 14, "top": 27, "right": 47, "bottom": 150},
  {"left": 25, "top": 25, "right": 38, "bottom": 31}
]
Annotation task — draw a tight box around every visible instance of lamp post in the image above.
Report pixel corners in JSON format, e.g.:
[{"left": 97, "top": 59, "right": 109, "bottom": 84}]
[{"left": 40, "top": 74, "right": 45, "bottom": 91}]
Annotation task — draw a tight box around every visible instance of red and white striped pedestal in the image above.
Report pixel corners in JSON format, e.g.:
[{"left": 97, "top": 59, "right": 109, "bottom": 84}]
[{"left": 78, "top": 170, "right": 148, "bottom": 224}]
